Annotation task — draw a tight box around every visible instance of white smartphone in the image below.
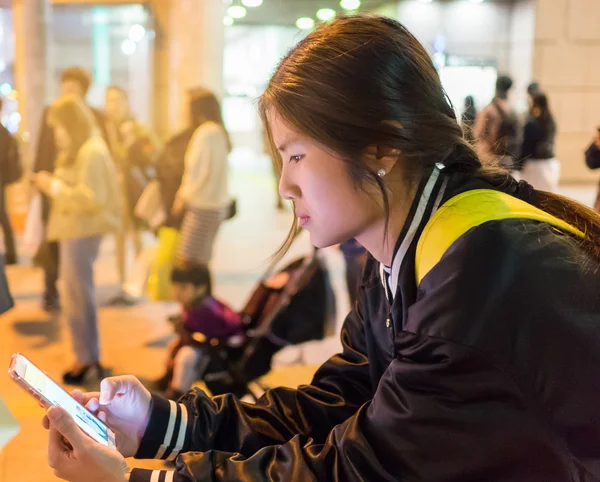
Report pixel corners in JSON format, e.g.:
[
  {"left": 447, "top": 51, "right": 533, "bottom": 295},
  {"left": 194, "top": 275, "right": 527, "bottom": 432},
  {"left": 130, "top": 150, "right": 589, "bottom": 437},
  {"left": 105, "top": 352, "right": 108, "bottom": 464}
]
[{"left": 8, "top": 353, "right": 116, "bottom": 448}]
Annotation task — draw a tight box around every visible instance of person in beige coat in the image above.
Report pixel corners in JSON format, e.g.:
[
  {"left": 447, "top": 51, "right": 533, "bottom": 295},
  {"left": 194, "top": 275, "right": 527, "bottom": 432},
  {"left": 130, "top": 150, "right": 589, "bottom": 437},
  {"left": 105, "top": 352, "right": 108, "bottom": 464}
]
[{"left": 33, "top": 94, "right": 121, "bottom": 385}]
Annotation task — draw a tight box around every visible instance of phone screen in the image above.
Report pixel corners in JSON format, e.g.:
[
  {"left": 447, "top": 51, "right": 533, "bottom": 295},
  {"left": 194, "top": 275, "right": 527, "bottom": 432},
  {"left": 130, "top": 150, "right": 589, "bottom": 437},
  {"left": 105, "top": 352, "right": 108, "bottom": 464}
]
[{"left": 13, "top": 355, "right": 113, "bottom": 447}]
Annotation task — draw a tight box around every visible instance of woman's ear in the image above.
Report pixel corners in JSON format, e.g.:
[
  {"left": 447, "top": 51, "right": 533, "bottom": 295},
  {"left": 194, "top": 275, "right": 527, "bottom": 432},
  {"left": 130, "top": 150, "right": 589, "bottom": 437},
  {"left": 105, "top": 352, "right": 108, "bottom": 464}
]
[{"left": 364, "top": 145, "right": 401, "bottom": 177}]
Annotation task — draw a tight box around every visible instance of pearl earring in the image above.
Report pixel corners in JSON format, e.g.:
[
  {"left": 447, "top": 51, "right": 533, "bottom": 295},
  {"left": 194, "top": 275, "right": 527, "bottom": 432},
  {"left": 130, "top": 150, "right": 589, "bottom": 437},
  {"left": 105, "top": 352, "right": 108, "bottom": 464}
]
[{"left": 377, "top": 168, "right": 386, "bottom": 178}]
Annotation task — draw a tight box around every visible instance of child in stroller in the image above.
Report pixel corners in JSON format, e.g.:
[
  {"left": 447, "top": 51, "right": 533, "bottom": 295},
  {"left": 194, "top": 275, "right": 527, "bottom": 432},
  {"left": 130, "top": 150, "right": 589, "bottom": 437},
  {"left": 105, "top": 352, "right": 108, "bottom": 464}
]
[
  {"left": 158, "top": 249, "right": 336, "bottom": 400},
  {"left": 159, "top": 263, "right": 243, "bottom": 400}
]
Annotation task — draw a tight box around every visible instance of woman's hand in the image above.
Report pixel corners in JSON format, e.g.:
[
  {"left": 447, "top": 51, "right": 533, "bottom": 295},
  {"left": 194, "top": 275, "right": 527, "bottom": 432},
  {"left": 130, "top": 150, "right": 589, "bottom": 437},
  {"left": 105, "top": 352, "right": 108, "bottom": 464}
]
[
  {"left": 33, "top": 171, "right": 54, "bottom": 195},
  {"left": 46, "top": 406, "right": 129, "bottom": 482},
  {"left": 172, "top": 190, "right": 186, "bottom": 217},
  {"left": 43, "top": 376, "right": 152, "bottom": 458}
]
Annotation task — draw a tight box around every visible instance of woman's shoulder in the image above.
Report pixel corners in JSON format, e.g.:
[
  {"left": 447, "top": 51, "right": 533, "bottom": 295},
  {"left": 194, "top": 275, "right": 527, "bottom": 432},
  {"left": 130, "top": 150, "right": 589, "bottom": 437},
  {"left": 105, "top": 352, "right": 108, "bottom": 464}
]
[
  {"left": 193, "top": 121, "right": 225, "bottom": 139},
  {"left": 77, "top": 137, "right": 113, "bottom": 168},
  {"left": 413, "top": 217, "right": 599, "bottom": 343},
  {"left": 80, "top": 136, "right": 110, "bottom": 154}
]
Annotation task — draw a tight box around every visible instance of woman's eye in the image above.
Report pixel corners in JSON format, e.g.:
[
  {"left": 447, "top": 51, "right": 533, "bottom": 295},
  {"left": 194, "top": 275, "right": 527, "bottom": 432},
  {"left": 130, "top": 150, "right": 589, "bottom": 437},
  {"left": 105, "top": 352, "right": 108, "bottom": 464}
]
[{"left": 289, "top": 155, "right": 304, "bottom": 163}]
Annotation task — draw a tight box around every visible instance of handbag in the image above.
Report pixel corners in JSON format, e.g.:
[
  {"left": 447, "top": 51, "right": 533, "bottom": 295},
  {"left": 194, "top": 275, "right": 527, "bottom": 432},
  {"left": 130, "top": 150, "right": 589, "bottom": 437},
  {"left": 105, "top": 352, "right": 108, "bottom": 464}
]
[
  {"left": 224, "top": 198, "right": 237, "bottom": 221},
  {"left": 134, "top": 180, "right": 166, "bottom": 230},
  {"left": 23, "top": 193, "right": 43, "bottom": 256},
  {"left": 147, "top": 227, "right": 180, "bottom": 301}
]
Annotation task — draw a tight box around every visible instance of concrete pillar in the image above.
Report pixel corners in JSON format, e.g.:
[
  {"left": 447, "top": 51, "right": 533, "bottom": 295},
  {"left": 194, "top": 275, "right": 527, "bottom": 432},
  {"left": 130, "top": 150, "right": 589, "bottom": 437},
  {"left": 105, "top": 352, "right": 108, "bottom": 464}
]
[
  {"left": 152, "top": 0, "right": 225, "bottom": 137},
  {"left": 531, "top": 0, "right": 600, "bottom": 182},
  {"left": 12, "top": 0, "right": 50, "bottom": 170}
]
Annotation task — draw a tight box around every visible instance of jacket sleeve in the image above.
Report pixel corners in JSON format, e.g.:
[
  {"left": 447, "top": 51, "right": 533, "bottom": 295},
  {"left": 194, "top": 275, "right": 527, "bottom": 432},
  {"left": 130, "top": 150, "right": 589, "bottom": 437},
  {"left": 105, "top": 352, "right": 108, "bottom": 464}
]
[
  {"left": 33, "top": 108, "right": 56, "bottom": 173},
  {"left": 585, "top": 143, "right": 600, "bottom": 169},
  {"left": 129, "top": 339, "right": 572, "bottom": 482},
  {"left": 51, "top": 147, "right": 110, "bottom": 214},
  {"left": 131, "top": 307, "right": 372, "bottom": 459},
  {"left": 130, "top": 222, "right": 582, "bottom": 482}
]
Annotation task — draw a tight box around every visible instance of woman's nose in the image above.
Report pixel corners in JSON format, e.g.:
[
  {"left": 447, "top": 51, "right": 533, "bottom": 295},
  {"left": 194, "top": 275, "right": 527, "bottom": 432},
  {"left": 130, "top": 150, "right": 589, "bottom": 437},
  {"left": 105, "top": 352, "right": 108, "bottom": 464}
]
[{"left": 278, "top": 167, "right": 300, "bottom": 201}]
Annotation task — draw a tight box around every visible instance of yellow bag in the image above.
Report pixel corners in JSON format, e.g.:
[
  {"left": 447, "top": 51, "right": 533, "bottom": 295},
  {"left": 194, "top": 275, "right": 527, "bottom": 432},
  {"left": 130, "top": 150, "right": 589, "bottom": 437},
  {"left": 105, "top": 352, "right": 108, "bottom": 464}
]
[{"left": 147, "top": 227, "right": 180, "bottom": 301}]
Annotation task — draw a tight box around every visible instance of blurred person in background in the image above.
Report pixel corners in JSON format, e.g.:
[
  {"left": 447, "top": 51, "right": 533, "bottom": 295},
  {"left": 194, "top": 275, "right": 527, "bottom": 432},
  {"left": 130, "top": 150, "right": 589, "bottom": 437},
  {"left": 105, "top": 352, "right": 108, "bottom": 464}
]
[
  {"left": 473, "top": 75, "right": 519, "bottom": 169},
  {"left": 0, "top": 96, "right": 21, "bottom": 265},
  {"left": 585, "top": 125, "right": 600, "bottom": 212},
  {"left": 104, "top": 85, "right": 157, "bottom": 305},
  {"left": 33, "top": 67, "right": 108, "bottom": 312},
  {"left": 461, "top": 95, "right": 477, "bottom": 143},
  {"left": 33, "top": 95, "right": 121, "bottom": 385},
  {"left": 527, "top": 81, "right": 540, "bottom": 117},
  {"left": 172, "top": 88, "right": 231, "bottom": 273},
  {"left": 515, "top": 92, "right": 559, "bottom": 192}
]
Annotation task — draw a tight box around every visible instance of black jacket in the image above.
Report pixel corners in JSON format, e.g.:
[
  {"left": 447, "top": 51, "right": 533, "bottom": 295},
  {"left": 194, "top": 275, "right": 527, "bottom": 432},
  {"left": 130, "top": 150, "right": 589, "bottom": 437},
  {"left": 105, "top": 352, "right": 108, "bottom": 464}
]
[
  {"left": 517, "top": 117, "right": 556, "bottom": 170},
  {"left": 130, "top": 170, "right": 600, "bottom": 482}
]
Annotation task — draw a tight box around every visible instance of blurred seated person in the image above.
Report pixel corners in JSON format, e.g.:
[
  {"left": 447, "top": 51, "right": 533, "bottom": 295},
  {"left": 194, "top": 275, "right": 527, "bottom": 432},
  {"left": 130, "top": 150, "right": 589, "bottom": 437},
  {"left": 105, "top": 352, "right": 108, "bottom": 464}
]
[{"left": 159, "top": 264, "right": 242, "bottom": 400}]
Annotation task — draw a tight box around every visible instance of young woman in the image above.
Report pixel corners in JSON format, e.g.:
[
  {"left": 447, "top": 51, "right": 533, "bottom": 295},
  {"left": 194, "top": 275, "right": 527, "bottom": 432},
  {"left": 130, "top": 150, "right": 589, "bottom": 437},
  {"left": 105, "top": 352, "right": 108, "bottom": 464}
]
[
  {"left": 516, "top": 92, "right": 560, "bottom": 192},
  {"left": 34, "top": 95, "right": 121, "bottom": 385},
  {"left": 44, "top": 17, "right": 600, "bottom": 482},
  {"left": 104, "top": 85, "right": 157, "bottom": 305},
  {"left": 172, "top": 88, "right": 231, "bottom": 268}
]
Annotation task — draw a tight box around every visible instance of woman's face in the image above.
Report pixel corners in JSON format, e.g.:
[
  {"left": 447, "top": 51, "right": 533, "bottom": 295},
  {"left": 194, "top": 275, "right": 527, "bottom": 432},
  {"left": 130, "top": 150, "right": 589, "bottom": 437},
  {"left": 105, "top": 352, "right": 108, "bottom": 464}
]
[
  {"left": 54, "top": 123, "right": 71, "bottom": 151},
  {"left": 105, "top": 89, "right": 129, "bottom": 123},
  {"left": 269, "top": 113, "right": 383, "bottom": 249}
]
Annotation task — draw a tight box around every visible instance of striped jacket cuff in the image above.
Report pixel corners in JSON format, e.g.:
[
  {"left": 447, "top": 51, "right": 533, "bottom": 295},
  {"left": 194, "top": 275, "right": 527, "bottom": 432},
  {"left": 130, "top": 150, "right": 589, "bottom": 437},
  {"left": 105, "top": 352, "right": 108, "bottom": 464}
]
[
  {"left": 135, "top": 394, "right": 192, "bottom": 461},
  {"left": 130, "top": 469, "right": 175, "bottom": 482}
]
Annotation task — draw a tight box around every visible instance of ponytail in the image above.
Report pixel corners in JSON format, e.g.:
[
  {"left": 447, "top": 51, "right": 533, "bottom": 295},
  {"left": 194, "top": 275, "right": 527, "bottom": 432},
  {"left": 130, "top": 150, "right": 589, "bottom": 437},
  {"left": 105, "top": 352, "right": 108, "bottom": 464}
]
[
  {"left": 471, "top": 163, "right": 600, "bottom": 265},
  {"left": 536, "top": 191, "right": 600, "bottom": 264}
]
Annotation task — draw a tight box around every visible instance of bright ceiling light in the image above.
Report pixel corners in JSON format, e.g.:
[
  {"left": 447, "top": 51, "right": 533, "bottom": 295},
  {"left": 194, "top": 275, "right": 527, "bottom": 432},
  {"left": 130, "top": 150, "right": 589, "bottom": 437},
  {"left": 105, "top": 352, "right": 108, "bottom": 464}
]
[
  {"left": 468, "top": 0, "right": 484, "bottom": 3},
  {"left": 340, "top": 0, "right": 361, "bottom": 10},
  {"left": 296, "top": 17, "right": 315, "bottom": 30},
  {"left": 0, "top": 83, "right": 11, "bottom": 96},
  {"left": 121, "top": 39, "right": 136, "bottom": 56},
  {"left": 242, "top": 0, "right": 263, "bottom": 6},
  {"left": 316, "top": 8, "right": 336, "bottom": 21},
  {"left": 227, "top": 5, "right": 247, "bottom": 19},
  {"left": 128, "top": 24, "right": 145, "bottom": 42},
  {"left": 223, "top": 16, "right": 234, "bottom": 26}
]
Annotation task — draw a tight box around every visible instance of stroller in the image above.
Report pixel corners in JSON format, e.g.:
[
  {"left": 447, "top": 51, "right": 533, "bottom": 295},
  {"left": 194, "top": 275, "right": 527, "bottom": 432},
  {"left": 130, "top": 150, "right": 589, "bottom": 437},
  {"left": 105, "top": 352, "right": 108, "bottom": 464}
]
[{"left": 190, "top": 247, "right": 336, "bottom": 400}]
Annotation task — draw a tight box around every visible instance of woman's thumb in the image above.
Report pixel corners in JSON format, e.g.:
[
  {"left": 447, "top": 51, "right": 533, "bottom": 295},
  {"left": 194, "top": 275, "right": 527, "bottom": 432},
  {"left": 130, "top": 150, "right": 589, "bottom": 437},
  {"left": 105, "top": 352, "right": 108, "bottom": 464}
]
[
  {"left": 47, "top": 406, "right": 86, "bottom": 450},
  {"left": 99, "top": 378, "right": 119, "bottom": 405}
]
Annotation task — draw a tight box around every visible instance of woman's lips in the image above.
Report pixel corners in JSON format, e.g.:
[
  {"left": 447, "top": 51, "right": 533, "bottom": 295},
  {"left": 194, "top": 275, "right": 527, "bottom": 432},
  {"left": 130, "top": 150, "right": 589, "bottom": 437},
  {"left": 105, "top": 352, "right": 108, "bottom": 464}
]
[{"left": 297, "top": 214, "right": 311, "bottom": 226}]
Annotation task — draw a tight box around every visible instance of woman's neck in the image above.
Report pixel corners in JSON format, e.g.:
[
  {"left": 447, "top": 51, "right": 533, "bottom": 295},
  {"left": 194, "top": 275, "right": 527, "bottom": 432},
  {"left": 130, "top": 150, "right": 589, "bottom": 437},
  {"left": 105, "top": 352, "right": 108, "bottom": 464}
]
[{"left": 355, "top": 180, "right": 419, "bottom": 267}]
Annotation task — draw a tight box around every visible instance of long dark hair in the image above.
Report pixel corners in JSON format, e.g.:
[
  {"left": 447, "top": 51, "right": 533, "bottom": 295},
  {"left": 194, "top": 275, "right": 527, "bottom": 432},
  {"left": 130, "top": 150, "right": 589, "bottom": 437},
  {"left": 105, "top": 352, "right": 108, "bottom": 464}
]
[
  {"left": 48, "top": 94, "right": 97, "bottom": 166},
  {"left": 532, "top": 92, "right": 554, "bottom": 123},
  {"left": 188, "top": 87, "right": 231, "bottom": 152},
  {"left": 259, "top": 16, "right": 600, "bottom": 262}
]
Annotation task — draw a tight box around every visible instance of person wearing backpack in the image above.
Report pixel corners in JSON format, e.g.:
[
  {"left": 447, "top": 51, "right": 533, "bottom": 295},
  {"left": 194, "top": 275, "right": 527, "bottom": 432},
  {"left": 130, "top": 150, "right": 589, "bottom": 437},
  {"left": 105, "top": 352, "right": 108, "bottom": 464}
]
[
  {"left": 43, "top": 17, "right": 600, "bottom": 482},
  {"left": 0, "top": 97, "right": 21, "bottom": 265},
  {"left": 473, "top": 75, "right": 520, "bottom": 169}
]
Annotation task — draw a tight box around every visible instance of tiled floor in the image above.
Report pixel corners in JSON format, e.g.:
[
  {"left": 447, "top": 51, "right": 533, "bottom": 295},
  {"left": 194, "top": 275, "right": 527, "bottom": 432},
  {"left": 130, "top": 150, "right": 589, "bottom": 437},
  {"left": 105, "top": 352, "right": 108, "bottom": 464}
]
[{"left": 0, "top": 152, "right": 596, "bottom": 480}]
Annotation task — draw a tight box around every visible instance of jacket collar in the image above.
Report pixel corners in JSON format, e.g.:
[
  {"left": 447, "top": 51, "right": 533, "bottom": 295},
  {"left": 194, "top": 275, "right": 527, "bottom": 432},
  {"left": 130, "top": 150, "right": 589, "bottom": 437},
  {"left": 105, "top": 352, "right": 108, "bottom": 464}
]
[{"left": 379, "top": 164, "right": 448, "bottom": 301}]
